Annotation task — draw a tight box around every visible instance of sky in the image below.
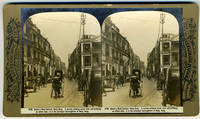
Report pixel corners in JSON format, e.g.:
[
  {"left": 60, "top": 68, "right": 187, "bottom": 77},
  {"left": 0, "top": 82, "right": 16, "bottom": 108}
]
[
  {"left": 110, "top": 11, "right": 179, "bottom": 66},
  {"left": 29, "top": 11, "right": 179, "bottom": 68},
  {"left": 30, "top": 12, "right": 101, "bottom": 67}
]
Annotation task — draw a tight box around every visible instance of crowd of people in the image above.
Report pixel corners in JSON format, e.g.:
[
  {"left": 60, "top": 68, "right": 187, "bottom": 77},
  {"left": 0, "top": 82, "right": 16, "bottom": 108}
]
[
  {"left": 102, "top": 71, "right": 143, "bottom": 98},
  {"left": 24, "top": 71, "right": 64, "bottom": 97},
  {"left": 24, "top": 74, "right": 50, "bottom": 95}
]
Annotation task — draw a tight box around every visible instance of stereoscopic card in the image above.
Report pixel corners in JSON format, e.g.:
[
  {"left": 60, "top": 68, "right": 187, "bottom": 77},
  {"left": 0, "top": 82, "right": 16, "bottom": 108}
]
[{"left": 2, "top": 1, "right": 199, "bottom": 117}]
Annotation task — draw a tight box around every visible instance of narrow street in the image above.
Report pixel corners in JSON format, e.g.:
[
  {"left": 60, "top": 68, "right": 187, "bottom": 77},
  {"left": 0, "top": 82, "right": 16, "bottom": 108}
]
[
  {"left": 24, "top": 78, "right": 84, "bottom": 108},
  {"left": 103, "top": 77, "right": 163, "bottom": 107}
]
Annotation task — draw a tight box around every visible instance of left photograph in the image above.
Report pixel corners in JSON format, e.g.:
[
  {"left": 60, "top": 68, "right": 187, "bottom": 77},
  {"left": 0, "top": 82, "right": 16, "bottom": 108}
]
[{"left": 23, "top": 12, "right": 102, "bottom": 107}]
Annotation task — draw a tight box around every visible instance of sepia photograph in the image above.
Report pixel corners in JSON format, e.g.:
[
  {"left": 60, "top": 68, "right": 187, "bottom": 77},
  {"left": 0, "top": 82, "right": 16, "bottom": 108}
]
[
  {"left": 102, "top": 11, "right": 181, "bottom": 107},
  {"left": 23, "top": 12, "right": 102, "bottom": 108},
  {"left": 22, "top": 11, "right": 181, "bottom": 110}
]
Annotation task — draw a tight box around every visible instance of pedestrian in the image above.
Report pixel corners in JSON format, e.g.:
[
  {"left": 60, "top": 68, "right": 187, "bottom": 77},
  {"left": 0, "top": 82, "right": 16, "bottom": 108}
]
[
  {"left": 103, "top": 79, "right": 107, "bottom": 96},
  {"left": 133, "top": 76, "right": 140, "bottom": 96},
  {"left": 81, "top": 70, "right": 87, "bottom": 91},
  {"left": 82, "top": 70, "right": 89, "bottom": 106},
  {"left": 41, "top": 75, "right": 46, "bottom": 87},
  {"left": 120, "top": 75, "right": 124, "bottom": 87},
  {"left": 89, "top": 70, "right": 96, "bottom": 105},
  {"left": 159, "top": 72, "right": 165, "bottom": 90},
  {"left": 52, "top": 76, "right": 59, "bottom": 98},
  {"left": 89, "top": 70, "right": 102, "bottom": 107},
  {"left": 166, "top": 68, "right": 181, "bottom": 106},
  {"left": 129, "top": 76, "right": 134, "bottom": 97},
  {"left": 116, "top": 74, "right": 120, "bottom": 89},
  {"left": 37, "top": 74, "right": 41, "bottom": 90}
]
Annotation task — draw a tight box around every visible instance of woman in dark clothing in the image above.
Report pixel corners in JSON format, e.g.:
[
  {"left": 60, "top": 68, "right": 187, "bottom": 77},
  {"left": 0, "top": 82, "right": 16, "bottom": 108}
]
[
  {"left": 89, "top": 70, "right": 96, "bottom": 105},
  {"left": 88, "top": 70, "right": 102, "bottom": 106},
  {"left": 82, "top": 70, "right": 89, "bottom": 106},
  {"left": 166, "top": 68, "right": 181, "bottom": 106}
]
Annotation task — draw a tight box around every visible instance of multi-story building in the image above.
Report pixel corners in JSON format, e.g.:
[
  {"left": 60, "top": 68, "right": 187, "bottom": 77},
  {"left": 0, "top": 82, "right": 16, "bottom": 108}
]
[
  {"left": 68, "top": 35, "right": 101, "bottom": 80},
  {"left": 102, "top": 17, "right": 143, "bottom": 78},
  {"left": 147, "top": 33, "right": 179, "bottom": 79},
  {"left": 23, "top": 18, "right": 66, "bottom": 79},
  {"left": 67, "top": 34, "right": 102, "bottom": 106}
]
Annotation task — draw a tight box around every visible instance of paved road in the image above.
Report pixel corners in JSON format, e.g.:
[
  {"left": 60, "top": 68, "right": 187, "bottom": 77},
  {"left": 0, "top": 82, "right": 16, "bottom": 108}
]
[
  {"left": 103, "top": 77, "right": 163, "bottom": 107},
  {"left": 24, "top": 78, "right": 84, "bottom": 108},
  {"left": 24, "top": 77, "right": 163, "bottom": 108}
]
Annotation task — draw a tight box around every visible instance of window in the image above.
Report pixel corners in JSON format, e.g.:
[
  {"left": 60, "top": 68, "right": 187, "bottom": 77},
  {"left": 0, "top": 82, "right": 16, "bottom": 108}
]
[
  {"left": 162, "top": 34, "right": 168, "bottom": 38},
  {"left": 171, "top": 42, "right": 179, "bottom": 51},
  {"left": 163, "top": 55, "right": 170, "bottom": 65},
  {"left": 105, "top": 44, "right": 110, "bottom": 56},
  {"left": 112, "top": 33, "right": 115, "bottom": 41},
  {"left": 122, "top": 41, "right": 125, "bottom": 50},
  {"left": 112, "top": 49, "right": 115, "bottom": 58},
  {"left": 84, "top": 56, "right": 91, "bottom": 66},
  {"left": 162, "top": 42, "right": 170, "bottom": 53},
  {"left": 116, "top": 51, "right": 119, "bottom": 60},
  {"left": 33, "top": 50, "right": 36, "bottom": 58},
  {"left": 92, "top": 42, "right": 101, "bottom": 49},
  {"left": 27, "top": 46, "right": 31, "bottom": 57},
  {"left": 33, "top": 34, "right": 36, "bottom": 42},
  {"left": 83, "top": 44, "right": 90, "bottom": 53},
  {"left": 38, "top": 52, "right": 41, "bottom": 61}
]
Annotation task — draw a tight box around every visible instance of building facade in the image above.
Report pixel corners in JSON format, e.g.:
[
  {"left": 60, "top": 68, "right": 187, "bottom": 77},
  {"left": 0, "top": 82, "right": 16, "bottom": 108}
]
[
  {"left": 68, "top": 35, "right": 101, "bottom": 80},
  {"left": 102, "top": 17, "right": 144, "bottom": 79},
  {"left": 147, "top": 33, "right": 179, "bottom": 79},
  {"left": 23, "top": 18, "right": 66, "bottom": 79}
]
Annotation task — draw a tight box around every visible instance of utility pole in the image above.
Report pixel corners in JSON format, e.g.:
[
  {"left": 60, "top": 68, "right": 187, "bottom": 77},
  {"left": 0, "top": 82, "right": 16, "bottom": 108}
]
[
  {"left": 81, "top": 14, "right": 86, "bottom": 38},
  {"left": 160, "top": 13, "right": 165, "bottom": 39},
  {"left": 80, "top": 13, "right": 88, "bottom": 107},
  {"left": 160, "top": 13, "right": 169, "bottom": 106},
  {"left": 160, "top": 13, "right": 166, "bottom": 72}
]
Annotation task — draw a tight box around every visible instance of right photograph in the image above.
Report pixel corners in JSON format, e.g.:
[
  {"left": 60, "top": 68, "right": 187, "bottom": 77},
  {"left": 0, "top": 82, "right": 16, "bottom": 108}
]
[{"left": 101, "top": 11, "right": 181, "bottom": 107}]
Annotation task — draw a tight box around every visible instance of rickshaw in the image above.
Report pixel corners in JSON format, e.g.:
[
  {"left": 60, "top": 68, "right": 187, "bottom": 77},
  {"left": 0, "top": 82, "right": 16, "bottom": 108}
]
[
  {"left": 51, "top": 70, "right": 64, "bottom": 98},
  {"left": 129, "top": 69, "right": 143, "bottom": 97}
]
